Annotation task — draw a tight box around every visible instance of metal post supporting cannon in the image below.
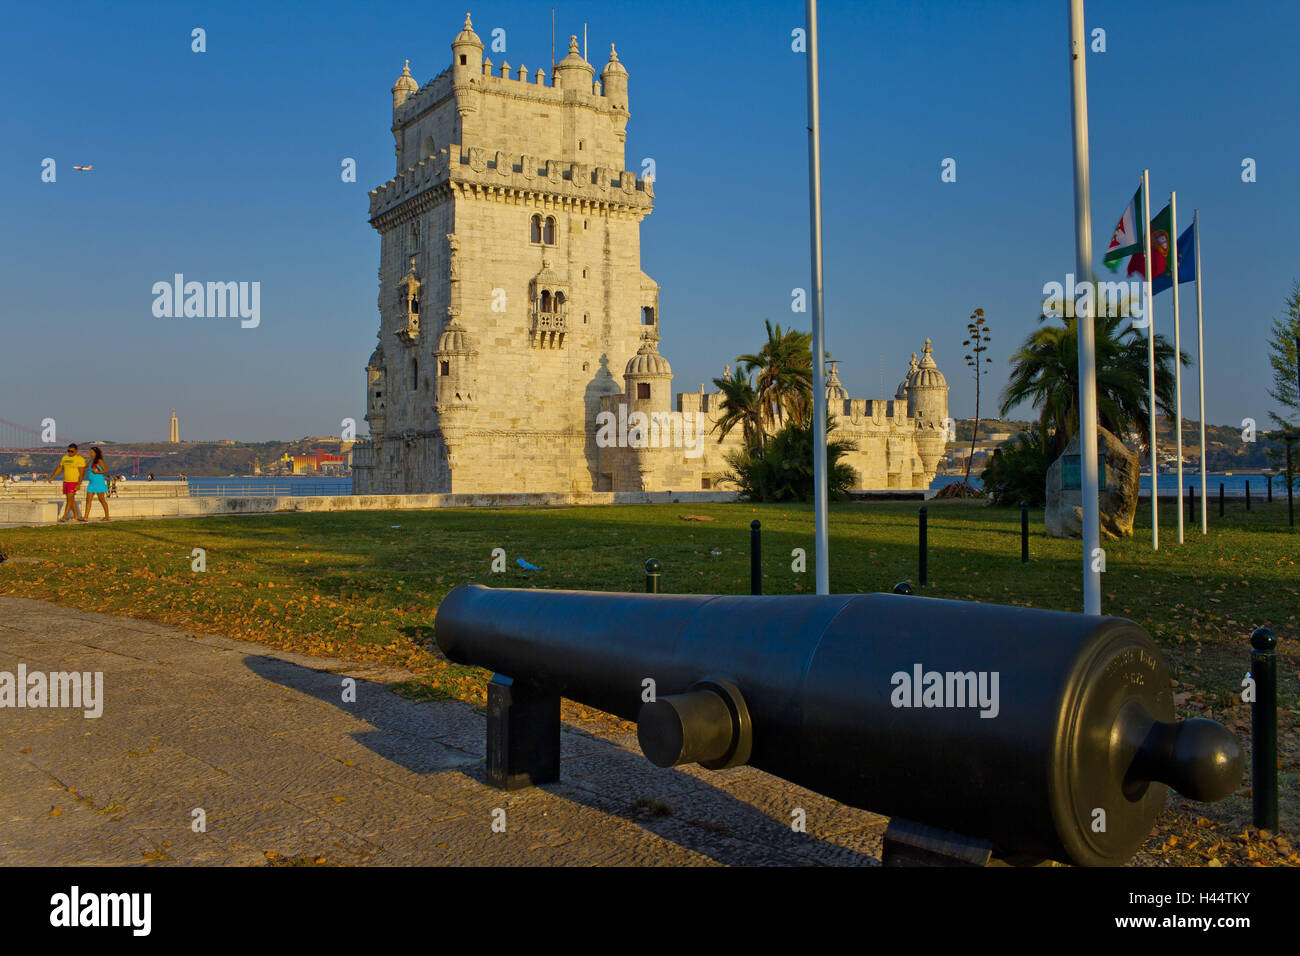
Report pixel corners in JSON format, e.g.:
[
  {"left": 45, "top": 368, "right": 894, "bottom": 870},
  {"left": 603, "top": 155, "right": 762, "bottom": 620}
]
[{"left": 437, "top": 585, "right": 1243, "bottom": 866}]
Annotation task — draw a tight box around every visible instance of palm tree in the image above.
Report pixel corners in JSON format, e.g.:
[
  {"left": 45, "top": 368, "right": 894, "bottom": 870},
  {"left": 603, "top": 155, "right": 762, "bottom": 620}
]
[
  {"left": 711, "top": 366, "right": 763, "bottom": 445},
  {"left": 1000, "top": 311, "right": 1183, "bottom": 457},
  {"left": 736, "top": 319, "right": 813, "bottom": 432}
]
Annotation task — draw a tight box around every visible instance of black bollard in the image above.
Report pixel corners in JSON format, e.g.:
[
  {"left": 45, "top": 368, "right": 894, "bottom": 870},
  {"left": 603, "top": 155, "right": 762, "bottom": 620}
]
[
  {"left": 645, "top": 558, "right": 661, "bottom": 594},
  {"left": 1267, "top": 474, "right": 1273, "bottom": 503},
  {"left": 918, "top": 506, "right": 928, "bottom": 587},
  {"left": 1246, "top": 480, "right": 1251, "bottom": 511},
  {"left": 1020, "top": 501, "right": 1029, "bottom": 564},
  {"left": 750, "top": 520, "right": 761, "bottom": 596},
  {"left": 1188, "top": 485, "right": 1195, "bottom": 524},
  {"left": 1219, "top": 482, "right": 1225, "bottom": 518},
  {"left": 1249, "top": 627, "right": 1278, "bottom": 832}
]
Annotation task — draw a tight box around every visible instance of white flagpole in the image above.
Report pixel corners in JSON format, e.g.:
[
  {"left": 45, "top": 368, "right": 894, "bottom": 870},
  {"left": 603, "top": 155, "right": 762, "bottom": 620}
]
[
  {"left": 1142, "top": 169, "right": 1159, "bottom": 550},
  {"left": 805, "top": 0, "right": 830, "bottom": 595},
  {"left": 1195, "top": 209, "right": 1207, "bottom": 534},
  {"left": 1069, "top": 0, "right": 1101, "bottom": 615},
  {"left": 1171, "top": 191, "right": 1184, "bottom": 543}
]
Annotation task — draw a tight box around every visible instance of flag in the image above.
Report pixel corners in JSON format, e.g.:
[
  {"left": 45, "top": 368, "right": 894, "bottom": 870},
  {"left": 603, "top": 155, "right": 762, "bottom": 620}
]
[
  {"left": 1103, "top": 187, "right": 1144, "bottom": 271},
  {"left": 1128, "top": 203, "right": 1172, "bottom": 282},
  {"left": 1150, "top": 222, "right": 1196, "bottom": 295}
]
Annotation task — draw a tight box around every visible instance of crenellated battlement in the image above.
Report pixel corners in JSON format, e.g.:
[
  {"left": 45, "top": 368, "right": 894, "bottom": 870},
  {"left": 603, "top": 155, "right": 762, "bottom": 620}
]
[{"left": 369, "top": 143, "right": 653, "bottom": 223}]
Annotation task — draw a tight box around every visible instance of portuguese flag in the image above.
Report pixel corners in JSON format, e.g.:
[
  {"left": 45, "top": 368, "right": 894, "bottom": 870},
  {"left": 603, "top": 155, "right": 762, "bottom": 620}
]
[
  {"left": 1102, "top": 187, "right": 1143, "bottom": 271},
  {"left": 1127, "top": 203, "right": 1173, "bottom": 282}
]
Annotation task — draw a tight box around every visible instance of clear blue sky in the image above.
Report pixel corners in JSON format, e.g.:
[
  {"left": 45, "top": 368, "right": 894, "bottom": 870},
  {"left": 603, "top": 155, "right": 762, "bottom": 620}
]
[{"left": 2, "top": 0, "right": 1296, "bottom": 443}]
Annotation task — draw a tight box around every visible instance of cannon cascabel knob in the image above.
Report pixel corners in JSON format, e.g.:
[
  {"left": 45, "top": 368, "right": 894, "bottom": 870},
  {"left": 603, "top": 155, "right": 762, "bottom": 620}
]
[
  {"left": 638, "top": 678, "right": 752, "bottom": 770},
  {"left": 1123, "top": 710, "right": 1244, "bottom": 804}
]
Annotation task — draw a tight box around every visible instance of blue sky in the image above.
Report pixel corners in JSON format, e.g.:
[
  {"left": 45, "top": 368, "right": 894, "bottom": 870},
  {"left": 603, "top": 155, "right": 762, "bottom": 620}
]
[{"left": 1, "top": 0, "right": 1296, "bottom": 443}]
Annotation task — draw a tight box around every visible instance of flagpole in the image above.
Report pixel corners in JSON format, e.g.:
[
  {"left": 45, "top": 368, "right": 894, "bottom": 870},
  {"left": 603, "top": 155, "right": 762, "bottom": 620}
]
[
  {"left": 1171, "top": 191, "right": 1184, "bottom": 543},
  {"left": 1195, "top": 208, "right": 1207, "bottom": 534},
  {"left": 1068, "top": 0, "right": 1101, "bottom": 615},
  {"left": 805, "top": 0, "right": 830, "bottom": 595},
  {"left": 1142, "top": 169, "right": 1159, "bottom": 550}
]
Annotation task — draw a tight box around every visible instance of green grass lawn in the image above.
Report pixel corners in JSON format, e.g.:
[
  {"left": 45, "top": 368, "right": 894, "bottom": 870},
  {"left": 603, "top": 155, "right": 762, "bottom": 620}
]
[
  {"left": 1, "top": 498, "right": 1295, "bottom": 713},
  {"left": 2, "top": 498, "right": 1297, "bottom": 861}
]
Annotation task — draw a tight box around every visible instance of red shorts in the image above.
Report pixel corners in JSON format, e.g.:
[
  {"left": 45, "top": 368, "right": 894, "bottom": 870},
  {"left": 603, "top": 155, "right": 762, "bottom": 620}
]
[{"left": 62, "top": 481, "right": 78, "bottom": 495}]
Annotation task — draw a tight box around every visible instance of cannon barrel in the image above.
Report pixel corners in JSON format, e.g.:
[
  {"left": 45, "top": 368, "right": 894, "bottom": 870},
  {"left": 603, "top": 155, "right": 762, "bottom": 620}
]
[{"left": 436, "top": 584, "right": 1242, "bottom": 866}]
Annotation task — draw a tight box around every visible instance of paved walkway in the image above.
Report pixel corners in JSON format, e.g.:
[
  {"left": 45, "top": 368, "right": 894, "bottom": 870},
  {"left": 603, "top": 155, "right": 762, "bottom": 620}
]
[{"left": 0, "top": 597, "right": 885, "bottom": 866}]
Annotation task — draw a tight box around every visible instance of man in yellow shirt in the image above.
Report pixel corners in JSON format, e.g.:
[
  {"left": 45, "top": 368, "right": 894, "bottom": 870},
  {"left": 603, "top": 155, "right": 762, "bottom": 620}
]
[{"left": 46, "top": 443, "right": 87, "bottom": 522}]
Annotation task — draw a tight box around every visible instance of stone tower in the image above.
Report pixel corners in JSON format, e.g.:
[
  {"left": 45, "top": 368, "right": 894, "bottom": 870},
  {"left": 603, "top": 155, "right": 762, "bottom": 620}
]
[
  {"left": 906, "top": 339, "right": 950, "bottom": 477},
  {"left": 352, "top": 15, "right": 658, "bottom": 493}
]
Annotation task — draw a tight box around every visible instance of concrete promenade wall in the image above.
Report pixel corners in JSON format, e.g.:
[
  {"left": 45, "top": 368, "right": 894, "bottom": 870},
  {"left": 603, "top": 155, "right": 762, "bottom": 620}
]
[
  {"left": 0, "top": 480, "right": 189, "bottom": 500},
  {"left": 2, "top": 490, "right": 739, "bottom": 525}
]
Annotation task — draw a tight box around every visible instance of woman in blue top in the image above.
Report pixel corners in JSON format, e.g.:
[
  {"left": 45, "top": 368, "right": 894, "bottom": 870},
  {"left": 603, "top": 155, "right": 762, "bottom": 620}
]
[{"left": 84, "top": 447, "right": 110, "bottom": 520}]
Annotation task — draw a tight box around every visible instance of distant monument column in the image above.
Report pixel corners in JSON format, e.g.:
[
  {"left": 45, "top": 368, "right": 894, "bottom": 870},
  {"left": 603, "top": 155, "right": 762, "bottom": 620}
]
[{"left": 168, "top": 408, "right": 179, "bottom": 443}]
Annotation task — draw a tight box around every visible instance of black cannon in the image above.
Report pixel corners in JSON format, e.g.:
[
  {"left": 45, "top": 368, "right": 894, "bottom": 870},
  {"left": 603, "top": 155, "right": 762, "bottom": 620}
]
[{"left": 436, "top": 585, "right": 1242, "bottom": 867}]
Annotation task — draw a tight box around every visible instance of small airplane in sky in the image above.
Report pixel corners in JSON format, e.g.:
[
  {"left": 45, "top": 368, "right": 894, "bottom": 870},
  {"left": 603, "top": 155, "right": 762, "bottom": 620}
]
[{"left": 73, "top": 164, "right": 93, "bottom": 171}]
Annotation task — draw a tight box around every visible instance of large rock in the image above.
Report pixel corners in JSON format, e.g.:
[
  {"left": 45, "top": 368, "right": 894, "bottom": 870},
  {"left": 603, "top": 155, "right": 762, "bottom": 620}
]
[{"left": 1044, "top": 426, "right": 1139, "bottom": 539}]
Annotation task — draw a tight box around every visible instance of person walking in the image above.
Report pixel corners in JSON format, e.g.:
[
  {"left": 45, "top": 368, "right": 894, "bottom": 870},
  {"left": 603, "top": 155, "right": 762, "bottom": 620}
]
[
  {"left": 46, "top": 443, "right": 87, "bottom": 522},
  {"left": 84, "top": 447, "right": 110, "bottom": 520}
]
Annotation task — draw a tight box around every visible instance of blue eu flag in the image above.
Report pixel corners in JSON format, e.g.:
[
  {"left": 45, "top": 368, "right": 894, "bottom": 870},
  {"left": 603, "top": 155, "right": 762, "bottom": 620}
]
[{"left": 1151, "top": 223, "right": 1195, "bottom": 295}]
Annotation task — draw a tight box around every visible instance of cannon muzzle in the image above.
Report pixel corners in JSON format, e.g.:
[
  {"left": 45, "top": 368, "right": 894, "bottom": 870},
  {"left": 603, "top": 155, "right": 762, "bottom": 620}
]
[{"left": 436, "top": 583, "right": 1242, "bottom": 866}]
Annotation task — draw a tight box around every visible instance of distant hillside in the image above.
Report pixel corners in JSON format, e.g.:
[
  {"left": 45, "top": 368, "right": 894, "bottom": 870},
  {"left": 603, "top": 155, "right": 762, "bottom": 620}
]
[
  {"left": 0, "top": 437, "right": 354, "bottom": 478},
  {"left": 949, "top": 418, "right": 1287, "bottom": 472}
]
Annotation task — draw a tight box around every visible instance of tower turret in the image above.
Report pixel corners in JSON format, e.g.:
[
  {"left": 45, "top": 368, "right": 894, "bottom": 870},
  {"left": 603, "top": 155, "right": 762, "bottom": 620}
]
[
  {"left": 434, "top": 317, "right": 478, "bottom": 411},
  {"left": 365, "top": 340, "right": 388, "bottom": 438},
  {"left": 906, "top": 338, "right": 950, "bottom": 478},
  {"left": 905, "top": 338, "right": 949, "bottom": 424},
  {"left": 451, "top": 13, "right": 484, "bottom": 116},
  {"left": 553, "top": 36, "right": 594, "bottom": 93},
  {"left": 392, "top": 59, "right": 418, "bottom": 113},
  {"left": 601, "top": 44, "right": 629, "bottom": 131},
  {"left": 623, "top": 336, "right": 673, "bottom": 413}
]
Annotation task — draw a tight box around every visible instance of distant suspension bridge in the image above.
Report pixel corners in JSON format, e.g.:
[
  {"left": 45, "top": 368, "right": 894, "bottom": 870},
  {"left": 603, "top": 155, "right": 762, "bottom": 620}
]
[{"left": 0, "top": 418, "right": 176, "bottom": 476}]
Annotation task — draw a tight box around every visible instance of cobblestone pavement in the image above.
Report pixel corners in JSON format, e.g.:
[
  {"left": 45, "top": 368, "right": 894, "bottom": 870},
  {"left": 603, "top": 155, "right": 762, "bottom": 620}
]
[{"left": 0, "top": 597, "right": 885, "bottom": 866}]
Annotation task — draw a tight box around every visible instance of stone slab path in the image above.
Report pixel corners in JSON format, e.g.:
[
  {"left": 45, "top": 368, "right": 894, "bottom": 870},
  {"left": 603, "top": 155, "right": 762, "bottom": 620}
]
[{"left": 0, "top": 597, "right": 885, "bottom": 866}]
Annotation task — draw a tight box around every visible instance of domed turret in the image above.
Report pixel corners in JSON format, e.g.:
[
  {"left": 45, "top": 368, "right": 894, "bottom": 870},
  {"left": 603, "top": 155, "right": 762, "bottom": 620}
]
[
  {"left": 896, "top": 353, "right": 918, "bottom": 401},
  {"left": 825, "top": 360, "right": 848, "bottom": 403},
  {"left": 907, "top": 338, "right": 950, "bottom": 479},
  {"left": 392, "top": 59, "right": 418, "bottom": 112},
  {"left": 625, "top": 340, "right": 672, "bottom": 378},
  {"left": 451, "top": 13, "right": 484, "bottom": 112},
  {"left": 435, "top": 317, "right": 478, "bottom": 410},
  {"left": 623, "top": 337, "right": 673, "bottom": 412},
  {"left": 906, "top": 338, "right": 948, "bottom": 392},
  {"left": 601, "top": 43, "right": 629, "bottom": 112},
  {"left": 553, "top": 35, "right": 594, "bottom": 92},
  {"left": 365, "top": 338, "right": 388, "bottom": 437}
]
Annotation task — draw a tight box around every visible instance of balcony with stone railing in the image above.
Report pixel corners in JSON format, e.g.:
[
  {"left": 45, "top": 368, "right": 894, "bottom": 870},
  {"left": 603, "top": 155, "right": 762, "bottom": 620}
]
[{"left": 530, "top": 310, "right": 567, "bottom": 349}]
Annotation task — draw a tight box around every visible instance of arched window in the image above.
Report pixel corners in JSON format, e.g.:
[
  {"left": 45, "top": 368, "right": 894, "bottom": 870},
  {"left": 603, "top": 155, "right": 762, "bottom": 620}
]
[
  {"left": 421, "top": 136, "right": 436, "bottom": 159},
  {"left": 543, "top": 216, "right": 556, "bottom": 244},
  {"left": 642, "top": 306, "right": 655, "bottom": 325},
  {"left": 440, "top": 360, "right": 450, "bottom": 376},
  {"left": 540, "top": 290, "right": 552, "bottom": 312},
  {"left": 530, "top": 215, "right": 542, "bottom": 243},
  {"left": 554, "top": 291, "right": 566, "bottom": 312}
]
